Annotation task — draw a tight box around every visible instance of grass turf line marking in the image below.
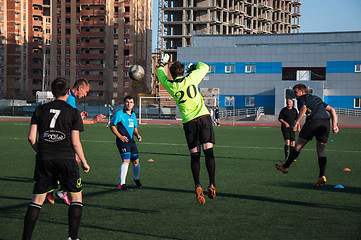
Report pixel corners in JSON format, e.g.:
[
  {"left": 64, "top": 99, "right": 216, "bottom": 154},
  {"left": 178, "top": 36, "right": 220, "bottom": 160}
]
[{"left": 3, "top": 137, "right": 361, "bottom": 153}]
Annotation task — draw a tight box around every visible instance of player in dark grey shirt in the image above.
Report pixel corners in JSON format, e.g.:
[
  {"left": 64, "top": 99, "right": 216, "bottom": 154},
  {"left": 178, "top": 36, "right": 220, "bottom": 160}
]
[{"left": 275, "top": 84, "right": 339, "bottom": 187}]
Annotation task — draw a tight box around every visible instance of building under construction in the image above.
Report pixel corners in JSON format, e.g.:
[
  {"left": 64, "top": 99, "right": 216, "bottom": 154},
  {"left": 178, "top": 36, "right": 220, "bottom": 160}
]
[{"left": 160, "top": 0, "right": 301, "bottom": 59}]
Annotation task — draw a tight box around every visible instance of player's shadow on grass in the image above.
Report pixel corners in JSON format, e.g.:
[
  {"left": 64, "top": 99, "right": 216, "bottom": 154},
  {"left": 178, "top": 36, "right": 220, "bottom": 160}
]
[
  {"left": 142, "top": 186, "right": 361, "bottom": 213},
  {"left": 281, "top": 182, "right": 361, "bottom": 194},
  {"left": 141, "top": 151, "right": 269, "bottom": 162}
]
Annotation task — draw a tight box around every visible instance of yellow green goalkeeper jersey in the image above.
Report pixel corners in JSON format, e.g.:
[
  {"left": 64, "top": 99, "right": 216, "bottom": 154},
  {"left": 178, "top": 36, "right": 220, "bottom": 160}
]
[{"left": 157, "top": 62, "right": 210, "bottom": 123}]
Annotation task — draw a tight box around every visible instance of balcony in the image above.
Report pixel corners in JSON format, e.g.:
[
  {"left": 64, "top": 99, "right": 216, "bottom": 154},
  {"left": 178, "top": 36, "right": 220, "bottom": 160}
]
[
  {"left": 80, "top": 9, "right": 106, "bottom": 16},
  {"left": 80, "top": 21, "right": 106, "bottom": 26},
  {"left": 79, "top": 31, "right": 106, "bottom": 37},
  {"left": 80, "top": 0, "right": 106, "bottom": 5},
  {"left": 80, "top": 42, "right": 105, "bottom": 48},
  {"left": 78, "top": 63, "right": 105, "bottom": 69}
]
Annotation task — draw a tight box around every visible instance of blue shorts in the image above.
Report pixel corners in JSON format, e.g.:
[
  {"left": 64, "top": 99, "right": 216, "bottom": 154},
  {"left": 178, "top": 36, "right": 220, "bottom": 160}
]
[{"left": 116, "top": 138, "right": 139, "bottom": 161}]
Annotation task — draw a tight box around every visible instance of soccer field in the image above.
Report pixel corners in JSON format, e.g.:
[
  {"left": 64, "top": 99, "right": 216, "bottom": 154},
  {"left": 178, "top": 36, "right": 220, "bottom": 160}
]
[{"left": 0, "top": 121, "right": 360, "bottom": 240}]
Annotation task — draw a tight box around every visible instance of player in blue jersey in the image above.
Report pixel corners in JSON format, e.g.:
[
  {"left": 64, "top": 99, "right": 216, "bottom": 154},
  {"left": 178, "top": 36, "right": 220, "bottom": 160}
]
[
  {"left": 23, "top": 78, "right": 90, "bottom": 240},
  {"left": 110, "top": 95, "right": 142, "bottom": 190},
  {"left": 275, "top": 84, "right": 339, "bottom": 186},
  {"left": 66, "top": 78, "right": 90, "bottom": 119}
]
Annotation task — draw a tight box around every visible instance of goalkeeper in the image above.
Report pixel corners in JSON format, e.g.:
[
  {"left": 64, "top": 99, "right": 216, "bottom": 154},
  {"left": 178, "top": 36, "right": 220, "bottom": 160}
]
[{"left": 157, "top": 55, "right": 216, "bottom": 204}]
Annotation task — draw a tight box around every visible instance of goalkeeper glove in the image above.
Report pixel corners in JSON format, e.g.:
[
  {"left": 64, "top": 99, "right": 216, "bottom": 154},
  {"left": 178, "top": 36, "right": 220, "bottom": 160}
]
[
  {"left": 159, "top": 54, "right": 170, "bottom": 67},
  {"left": 185, "top": 63, "right": 197, "bottom": 73}
]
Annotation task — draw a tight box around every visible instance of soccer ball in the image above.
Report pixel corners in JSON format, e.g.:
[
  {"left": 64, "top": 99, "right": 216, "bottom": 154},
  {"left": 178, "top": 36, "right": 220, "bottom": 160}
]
[{"left": 128, "top": 64, "right": 145, "bottom": 81}]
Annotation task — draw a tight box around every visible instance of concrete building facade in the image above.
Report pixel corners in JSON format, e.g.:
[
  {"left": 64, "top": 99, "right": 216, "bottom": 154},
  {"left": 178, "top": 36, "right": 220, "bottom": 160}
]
[
  {"left": 160, "top": 0, "right": 301, "bottom": 60},
  {"left": 177, "top": 31, "right": 361, "bottom": 114},
  {"left": 0, "top": 0, "right": 152, "bottom": 104}
]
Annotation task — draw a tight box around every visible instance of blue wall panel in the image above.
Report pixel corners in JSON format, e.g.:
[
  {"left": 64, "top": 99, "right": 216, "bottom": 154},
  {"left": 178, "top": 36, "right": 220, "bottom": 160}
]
[
  {"left": 324, "top": 95, "right": 360, "bottom": 109},
  {"left": 218, "top": 95, "right": 275, "bottom": 108},
  {"left": 327, "top": 61, "right": 361, "bottom": 73}
]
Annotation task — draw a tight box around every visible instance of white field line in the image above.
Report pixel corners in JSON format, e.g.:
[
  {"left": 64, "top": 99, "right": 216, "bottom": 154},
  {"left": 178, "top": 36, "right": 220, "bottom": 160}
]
[{"left": 3, "top": 137, "right": 361, "bottom": 153}]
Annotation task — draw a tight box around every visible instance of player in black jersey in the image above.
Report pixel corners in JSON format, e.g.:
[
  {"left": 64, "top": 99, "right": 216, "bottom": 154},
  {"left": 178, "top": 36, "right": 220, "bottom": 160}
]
[
  {"left": 278, "top": 98, "right": 300, "bottom": 160},
  {"left": 22, "top": 78, "right": 90, "bottom": 240},
  {"left": 275, "top": 84, "right": 339, "bottom": 187}
]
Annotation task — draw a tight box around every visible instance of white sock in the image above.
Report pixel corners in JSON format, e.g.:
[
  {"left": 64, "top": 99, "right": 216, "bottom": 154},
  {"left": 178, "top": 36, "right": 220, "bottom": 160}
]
[
  {"left": 120, "top": 162, "right": 129, "bottom": 185},
  {"left": 132, "top": 163, "right": 140, "bottom": 180}
]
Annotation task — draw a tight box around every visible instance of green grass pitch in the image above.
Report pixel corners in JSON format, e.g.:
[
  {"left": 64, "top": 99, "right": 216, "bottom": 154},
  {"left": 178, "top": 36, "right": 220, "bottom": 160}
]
[{"left": 0, "top": 121, "right": 360, "bottom": 239}]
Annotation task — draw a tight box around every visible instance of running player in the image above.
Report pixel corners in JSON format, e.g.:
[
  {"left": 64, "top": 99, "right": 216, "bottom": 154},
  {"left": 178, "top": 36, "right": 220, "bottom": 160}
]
[
  {"left": 278, "top": 98, "right": 300, "bottom": 160},
  {"left": 109, "top": 95, "right": 142, "bottom": 190},
  {"left": 157, "top": 54, "right": 216, "bottom": 204},
  {"left": 23, "top": 77, "right": 90, "bottom": 240},
  {"left": 275, "top": 84, "right": 339, "bottom": 186}
]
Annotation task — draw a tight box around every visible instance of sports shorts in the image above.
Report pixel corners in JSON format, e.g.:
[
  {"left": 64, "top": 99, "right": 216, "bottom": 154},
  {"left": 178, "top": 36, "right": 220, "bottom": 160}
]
[
  {"left": 281, "top": 127, "right": 296, "bottom": 141},
  {"left": 33, "top": 158, "right": 82, "bottom": 194},
  {"left": 183, "top": 114, "right": 215, "bottom": 150},
  {"left": 299, "top": 118, "right": 330, "bottom": 143},
  {"left": 116, "top": 138, "right": 139, "bottom": 161}
]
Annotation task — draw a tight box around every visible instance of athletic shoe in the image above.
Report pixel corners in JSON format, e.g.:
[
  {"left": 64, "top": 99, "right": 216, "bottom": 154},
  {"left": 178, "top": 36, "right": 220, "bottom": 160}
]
[
  {"left": 67, "top": 237, "right": 81, "bottom": 240},
  {"left": 134, "top": 179, "right": 142, "bottom": 188},
  {"left": 46, "top": 192, "right": 55, "bottom": 205},
  {"left": 275, "top": 162, "right": 289, "bottom": 174},
  {"left": 314, "top": 176, "right": 327, "bottom": 187},
  {"left": 207, "top": 184, "right": 216, "bottom": 199},
  {"left": 56, "top": 191, "right": 70, "bottom": 205},
  {"left": 195, "top": 184, "right": 205, "bottom": 204},
  {"left": 118, "top": 184, "right": 131, "bottom": 191}
]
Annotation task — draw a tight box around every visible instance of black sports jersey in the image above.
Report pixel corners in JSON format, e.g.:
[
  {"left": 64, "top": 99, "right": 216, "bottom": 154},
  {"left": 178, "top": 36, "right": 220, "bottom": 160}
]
[
  {"left": 278, "top": 107, "right": 298, "bottom": 130},
  {"left": 297, "top": 94, "right": 329, "bottom": 122},
  {"left": 31, "top": 100, "right": 83, "bottom": 159}
]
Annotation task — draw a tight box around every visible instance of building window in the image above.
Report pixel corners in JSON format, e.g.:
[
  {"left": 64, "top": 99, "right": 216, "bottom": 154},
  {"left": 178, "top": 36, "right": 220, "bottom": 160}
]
[
  {"left": 355, "top": 64, "right": 361, "bottom": 72},
  {"left": 355, "top": 98, "right": 361, "bottom": 108},
  {"left": 245, "top": 96, "right": 255, "bottom": 107},
  {"left": 297, "top": 70, "right": 310, "bottom": 81},
  {"left": 125, "top": 71, "right": 128, "bottom": 77},
  {"left": 114, "top": 71, "right": 118, "bottom": 77},
  {"left": 124, "top": 60, "right": 129, "bottom": 66},
  {"left": 124, "top": 38, "right": 129, "bottom": 45},
  {"left": 245, "top": 64, "right": 255, "bottom": 73},
  {"left": 225, "top": 96, "right": 234, "bottom": 107},
  {"left": 208, "top": 64, "right": 215, "bottom": 73},
  {"left": 225, "top": 64, "right": 234, "bottom": 73}
]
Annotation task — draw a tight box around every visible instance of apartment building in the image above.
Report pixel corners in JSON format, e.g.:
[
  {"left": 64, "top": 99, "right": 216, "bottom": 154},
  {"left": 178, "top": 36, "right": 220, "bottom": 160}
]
[
  {"left": 0, "top": 0, "right": 152, "bottom": 104},
  {"left": 160, "top": 0, "right": 301, "bottom": 60}
]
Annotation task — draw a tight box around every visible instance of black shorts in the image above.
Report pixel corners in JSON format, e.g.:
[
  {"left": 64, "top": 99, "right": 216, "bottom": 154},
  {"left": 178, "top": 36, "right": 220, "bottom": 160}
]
[
  {"left": 33, "top": 158, "right": 82, "bottom": 194},
  {"left": 299, "top": 118, "right": 330, "bottom": 143},
  {"left": 281, "top": 128, "right": 296, "bottom": 141},
  {"left": 183, "top": 115, "right": 215, "bottom": 150},
  {"left": 116, "top": 138, "right": 139, "bottom": 161}
]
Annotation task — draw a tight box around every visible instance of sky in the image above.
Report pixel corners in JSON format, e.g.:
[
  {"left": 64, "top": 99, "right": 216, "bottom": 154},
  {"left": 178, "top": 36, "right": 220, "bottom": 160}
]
[{"left": 151, "top": 0, "right": 361, "bottom": 53}]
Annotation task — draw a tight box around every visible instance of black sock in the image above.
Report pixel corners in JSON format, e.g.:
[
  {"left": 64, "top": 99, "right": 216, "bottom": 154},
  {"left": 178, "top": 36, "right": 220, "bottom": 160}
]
[
  {"left": 284, "top": 144, "right": 289, "bottom": 159},
  {"left": 23, "top": 202, "right": 41, "bottom": 240},
  {"left": 318, "top": 156, "right": 327, "bottom": 177},
  {"left": 284, "top": 148, "right": 300, "bottom": 168},
  {"left": 190, "top": 152, "right": 201, "bottom": 186},
  {"left": 203, "top": 148, "right": 215, "bottom": 186},
  {"left": 68, "top": 202, "right": 83, "bottom": 239}
]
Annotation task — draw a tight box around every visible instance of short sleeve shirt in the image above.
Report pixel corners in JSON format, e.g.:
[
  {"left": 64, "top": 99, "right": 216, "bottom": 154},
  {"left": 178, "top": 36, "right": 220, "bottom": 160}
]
[
  {"left": 110, "top": 109, "right": 138, "bottom": 139},
  {"left": 66, "top": 90, "right": 76, "bottom": 108},
  {"left": 297, "top": 94, "right": 329, "bottom": 122},
  {"left": 278, "top": 107, "right": 298, "bottom": 130},
  {"left": 31, "top": 100, "right": 84, "bottom": 159}
]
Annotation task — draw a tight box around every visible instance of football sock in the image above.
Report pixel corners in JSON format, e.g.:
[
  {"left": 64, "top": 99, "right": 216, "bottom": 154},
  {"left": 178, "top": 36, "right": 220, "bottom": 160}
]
[
  {"left": 120, "top": 162, "right": 129, "bottom": 185},
  {"left": 132, "top": 163, "right": 140, "bottom": 180},
  {"left": 284, "top": 144, "right": 289, "bottom": 159},
  {"left": 68, "top": 202, "right": 83, "bottom": 240},
  {"left": 284, "top": 148, "right": 300, "bottom": 168},
  {"left": 23, "top": 202, "right": 41, "bottom": 240},
  {"left": 190, "top": 152, "right": 201, "bottom": 186},
  {"left": 203, "top": 148, "right": 215, "bottom": 186},
  {"left": 318, "top": 156, "right": 327, "bottom": 177}
]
